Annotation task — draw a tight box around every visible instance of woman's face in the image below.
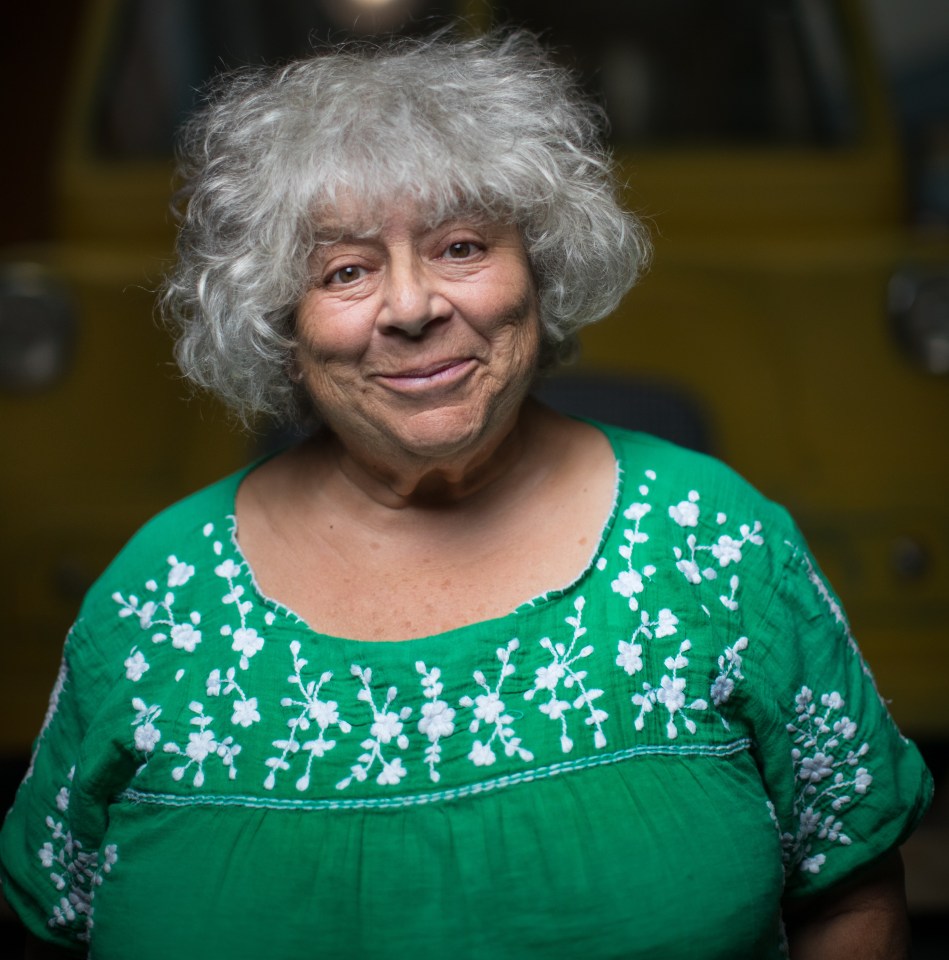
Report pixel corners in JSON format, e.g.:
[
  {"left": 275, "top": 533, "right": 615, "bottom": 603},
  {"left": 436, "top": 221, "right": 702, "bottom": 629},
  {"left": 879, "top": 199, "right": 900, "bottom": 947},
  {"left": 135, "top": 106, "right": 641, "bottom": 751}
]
[{"left": 294, "top": 208, "right": 541, "bottom": 462}]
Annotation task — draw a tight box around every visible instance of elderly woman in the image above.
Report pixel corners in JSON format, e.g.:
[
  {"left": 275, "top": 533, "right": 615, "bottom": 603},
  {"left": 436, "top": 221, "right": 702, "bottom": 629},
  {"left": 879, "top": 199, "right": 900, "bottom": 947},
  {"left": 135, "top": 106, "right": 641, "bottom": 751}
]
[{"left": 0, "top": 32, "right": 932, "bottom": 959}]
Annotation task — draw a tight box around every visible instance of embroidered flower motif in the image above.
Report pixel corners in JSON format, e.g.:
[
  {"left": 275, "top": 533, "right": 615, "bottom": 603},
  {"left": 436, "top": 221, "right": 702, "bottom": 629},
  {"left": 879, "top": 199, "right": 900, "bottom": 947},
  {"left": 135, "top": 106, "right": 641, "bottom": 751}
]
[
  {"left": 205, "top": 666, "right": 261, "bottom": 729},
  {"left": 130, "top": 698, "right": 162, "bottom": 756},
  {"left": 113, "top": 575, "right": 202, "bottom": 651},
  {"left": 167, "top": 555, "right": 195, "bottom": 588},
  {"left": 711, "top": 535, "right": 743, "bottom": 566},
  {"left": 624, "top": 502, "right": 652, "bottom": 522},
  {"left": 800, "top": 854, "right": 826, "bottom": 874},
  {"left": 533, "top": 663, "right": 566, "bottom": 690},
  {"left": 134, "top": 723, "right": 161, "bottom": 753},
  {"left": 232, "top": 697, "right": 261, "bottom": 728},
  {"left": 468, "top": 740, "right": 496, "bottom": 766},
  {"left": 214, "top": 559, "right": 241, "bottom": 580},
  {"left": 170, "top": 623, "right": 202, "bottom": 652},
  {"left": 608, "top": 502, "right": 655, "bottom": 612},
  {"left": 124, "top": 648, "right": 149, "bottom": 682},
  {"left": 709, "top": 636, "right": 748, "bottom": 729},
  {"left": 710, "top": 676, "right": 734, "bottom": 706},
  {"left": 416, "top": 662, "right": 456, "bottom": 782},
  {"left": 231, "top": 627, "right": 264, "bottom": 661},
  {"left": 163, "top": 701, "right": 238, "bottom": 787},
  {"left": 668, "top": 491, "right": 700, "bottom": 527},
  {"left": 719, "top": 574, "right": 741, "bottom": 611},
  {"left": 791, "top": 547, "right": 874, "bottom": 680},
  {"left": 614, "top": 608, "right": 679, "bottom": 679},
  {"left": 377, "top": 757, "right": 408, "bottom": 786},
  {"left": 37, "top": 768, "right": 116, "bottom": 940},
  {"left": 310, "top": 699, "right": 341, "bottom": 729},
  {"left": 781, "top": 686, "right": 874, "bottom": 876},
  {"left": 472, "top": 692, "right": 505, "bottom": 725},
  {"left": 611, "top": 569, "right": 644, "bottom": 599},
  {"left": 656, "top": 675, "right": 686, "bottom": 712},
  {"left": 419, "top": 700, "right": 455, "bottom": 740},
  {"left": 672, "top": 514, "right": 763, "bottom": 587},
  {"left": 525, "top": 598, "right": 608, "bottom": 752},
  {"left": 371, "top": 710, "right": 405, "bottom": 744},
  {"left": 854, "top": 769, "right": 872, "bottom": 793},
  {"left": 799, "top": 752, "right": 834, "bottom": 783},
  {"left": 185, "top": 730, "right": 216, "bottom": 764},
  {"left": 675, "top": 556, "right": 703, "bottom": 584},
  {"left": 616, "top": 640, "right": 644, "bottom": 675},
  {"left": 460, "top": 639, "right": 533, "bottom": 766},
  {"left": 630, "top": 639, "right": 708, "bottom": 739},
  {"left": 336, "top": 666, "right": 412, "bottom": 790},
  {"left": 266, "top": 641, "right": 351, "bottom": 791}
]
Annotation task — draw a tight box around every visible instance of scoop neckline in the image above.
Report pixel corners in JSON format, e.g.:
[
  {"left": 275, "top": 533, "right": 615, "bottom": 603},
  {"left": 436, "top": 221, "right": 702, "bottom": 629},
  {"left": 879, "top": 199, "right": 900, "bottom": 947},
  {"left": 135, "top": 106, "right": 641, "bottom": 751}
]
[{"left": 226, "top": 419, "right": 627, "bottom": 648}]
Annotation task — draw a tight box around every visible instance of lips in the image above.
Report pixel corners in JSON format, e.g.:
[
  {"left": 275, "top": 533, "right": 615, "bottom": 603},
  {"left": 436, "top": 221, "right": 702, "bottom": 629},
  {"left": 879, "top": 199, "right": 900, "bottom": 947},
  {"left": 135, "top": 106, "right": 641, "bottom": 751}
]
[
  {"left": 381, "top": 358, "right": 469, "bottom": 379},
  {"left": 373, "top": 357, "right": 476, "bottom": 392}
]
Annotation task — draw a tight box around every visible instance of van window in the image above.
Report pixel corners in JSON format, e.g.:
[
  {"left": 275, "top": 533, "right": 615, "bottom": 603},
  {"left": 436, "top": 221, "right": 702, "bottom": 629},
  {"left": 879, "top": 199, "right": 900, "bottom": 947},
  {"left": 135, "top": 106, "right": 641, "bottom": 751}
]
[
  {"left": 495, "top": 0, "right": 859, "bottom": 146},
  {"left": 93, "top": 0, "right": 458, "bottom": 158}
]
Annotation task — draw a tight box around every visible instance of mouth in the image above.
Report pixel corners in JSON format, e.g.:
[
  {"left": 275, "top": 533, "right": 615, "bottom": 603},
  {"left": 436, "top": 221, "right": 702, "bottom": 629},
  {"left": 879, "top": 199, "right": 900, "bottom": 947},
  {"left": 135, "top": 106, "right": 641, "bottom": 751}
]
[{"left": 374, "top": 358, "right": 476, "bottom": 393}]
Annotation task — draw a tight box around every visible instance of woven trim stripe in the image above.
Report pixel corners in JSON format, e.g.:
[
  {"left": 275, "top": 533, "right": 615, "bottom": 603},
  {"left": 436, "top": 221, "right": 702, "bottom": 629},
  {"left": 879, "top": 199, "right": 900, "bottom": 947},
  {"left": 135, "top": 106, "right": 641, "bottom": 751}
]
[{"left": 119, "top": 737, "right": 753, "bottom": 812}]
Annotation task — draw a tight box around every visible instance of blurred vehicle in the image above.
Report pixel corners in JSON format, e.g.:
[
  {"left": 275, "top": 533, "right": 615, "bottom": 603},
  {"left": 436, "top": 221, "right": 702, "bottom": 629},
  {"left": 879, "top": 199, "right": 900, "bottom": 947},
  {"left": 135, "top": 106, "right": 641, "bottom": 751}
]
[{"left": 1, "top": 0, "right": 947, "bottom": 755}]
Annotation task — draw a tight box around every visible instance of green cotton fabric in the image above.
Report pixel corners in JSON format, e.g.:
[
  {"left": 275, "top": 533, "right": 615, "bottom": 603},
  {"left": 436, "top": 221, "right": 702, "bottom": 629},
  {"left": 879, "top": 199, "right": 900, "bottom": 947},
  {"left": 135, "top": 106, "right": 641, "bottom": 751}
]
[{"left": 0, "top": 425, "right": 932, "bottom": 959}]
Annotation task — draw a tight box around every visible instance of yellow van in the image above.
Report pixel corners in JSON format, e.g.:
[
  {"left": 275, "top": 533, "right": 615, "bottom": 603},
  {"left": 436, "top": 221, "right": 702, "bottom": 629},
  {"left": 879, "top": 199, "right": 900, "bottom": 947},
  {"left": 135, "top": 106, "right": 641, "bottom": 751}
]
[{"left": 1, "top": 0, "right": 946, "bottom": 753}]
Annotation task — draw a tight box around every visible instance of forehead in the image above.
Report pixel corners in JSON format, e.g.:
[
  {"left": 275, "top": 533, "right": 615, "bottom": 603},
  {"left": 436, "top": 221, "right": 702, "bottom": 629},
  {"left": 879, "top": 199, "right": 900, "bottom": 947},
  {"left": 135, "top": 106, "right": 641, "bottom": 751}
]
[{"left": 311, "top": 195, "right": 500, "bottom": 245}]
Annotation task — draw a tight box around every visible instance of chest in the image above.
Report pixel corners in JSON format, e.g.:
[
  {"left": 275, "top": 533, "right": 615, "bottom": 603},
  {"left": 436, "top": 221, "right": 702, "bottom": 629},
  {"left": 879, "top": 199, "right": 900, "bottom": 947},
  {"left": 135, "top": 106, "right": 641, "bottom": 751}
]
[
  {"left": 242, "top": 477, "right": 616, "bottom": 643},
  {"left": 95, "top": 754, "right": 786, "bottom": 959}
]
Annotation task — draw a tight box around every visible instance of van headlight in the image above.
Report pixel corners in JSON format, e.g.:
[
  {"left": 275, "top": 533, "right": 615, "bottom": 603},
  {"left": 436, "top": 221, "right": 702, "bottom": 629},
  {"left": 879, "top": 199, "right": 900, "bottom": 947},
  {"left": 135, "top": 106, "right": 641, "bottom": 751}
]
[
  {"left": 889, "top": 266, "right": 949, "bottom": 375},
  {"left": 0, "top": 262, "right": 76, "bottom": 392}
]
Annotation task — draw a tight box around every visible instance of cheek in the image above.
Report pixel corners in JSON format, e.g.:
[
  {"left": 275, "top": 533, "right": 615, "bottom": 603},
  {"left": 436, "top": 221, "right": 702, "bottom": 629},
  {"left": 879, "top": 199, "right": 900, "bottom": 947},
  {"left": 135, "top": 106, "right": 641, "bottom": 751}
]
[{"left": 294, "top": 298, "right": 367, "bottom": 365}]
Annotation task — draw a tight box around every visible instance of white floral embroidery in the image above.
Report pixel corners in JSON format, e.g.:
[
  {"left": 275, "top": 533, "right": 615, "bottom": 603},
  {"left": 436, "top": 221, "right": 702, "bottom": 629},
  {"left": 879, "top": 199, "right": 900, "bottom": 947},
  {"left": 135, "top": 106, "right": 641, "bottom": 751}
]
[
  {"left": 615, "top": 607, "right": 679, "bottom": 677},
  {"left": 789, "top": 543, "right": 881, "bottom": 679},
  {"left": 336, "top": 666, "right": 412, "bottom": 790},
  {"left": 631, "top": 639, "right": 708, "bottom": 739},
  {"left": 672, "top": 517, "right": 763, "bottom": 585},
  {"left": 215, "top": 549, "right": 264, "bottom": 669},
  {"left": 113, "top": 576, "right": 203, "bottom": 652},
  {"left": 524, "top": 597, "right": 608, "bottom": 752},
  {"left": 610, "top": 502, "right": 656, "bottom": 611},
  {"left": 162, "top": 701, "right": 240, "bottom": 787},
  {"left": 37, "top": 768, "right": 117, "bottom": 941},
  {"left": 131, "top": 698, "right": 163, "bottom": 754},
  {"left": 460, "top": 639, "right": 533, "bottom": 767},
  {"left": 124, "top": 647, "right": 149, "bottom": 681},
  {"left": 416, "top": 662, "right": 456, "bottom": 782},
  {"left": 166, "top": 555, "right": 195, "bottom": 588},
  {"left": 206, "top": 666, "right": 262, "bottom": 728},
  {"left": 710, "top": 637, "right": 749, "bottom": 729},
  {"left": 719, "top": 574, "right": 741, "bottom": 611},
  {"left": 265, "top": 640, "right": 352, "bottom": 791},
  {"left": 782, "top": 687, "right": 873, "bottom": 875},
  {"left": 668, "top": 489, "right": 700, "bottom": 527}
]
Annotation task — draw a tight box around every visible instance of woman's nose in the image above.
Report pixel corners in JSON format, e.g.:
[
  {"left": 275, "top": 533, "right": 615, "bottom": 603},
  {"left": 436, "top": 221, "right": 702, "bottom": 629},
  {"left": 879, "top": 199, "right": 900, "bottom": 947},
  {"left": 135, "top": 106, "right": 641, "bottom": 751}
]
[{"left": 378, "top": 259, "right": 448, "bottom": 337}]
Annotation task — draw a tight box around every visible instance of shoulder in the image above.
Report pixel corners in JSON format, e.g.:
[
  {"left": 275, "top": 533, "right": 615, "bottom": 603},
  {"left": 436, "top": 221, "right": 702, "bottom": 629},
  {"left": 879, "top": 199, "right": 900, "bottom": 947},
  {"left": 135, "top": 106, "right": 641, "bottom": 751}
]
[
  {"left": 597, "top": 423, "right": 795, "bottom": 537},
  {"left": 593, "top": 424, "right": 811, "bottom": 639},
  {"left": 76, "top": 463, "right": 254, "bottom": 622}
]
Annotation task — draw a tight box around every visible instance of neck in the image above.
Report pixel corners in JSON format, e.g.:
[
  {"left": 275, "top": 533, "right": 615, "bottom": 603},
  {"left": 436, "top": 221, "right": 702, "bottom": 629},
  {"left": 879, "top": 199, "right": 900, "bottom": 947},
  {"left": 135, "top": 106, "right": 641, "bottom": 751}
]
[{"left": 313, "top": 401, "right": 542, "bottom": 511}]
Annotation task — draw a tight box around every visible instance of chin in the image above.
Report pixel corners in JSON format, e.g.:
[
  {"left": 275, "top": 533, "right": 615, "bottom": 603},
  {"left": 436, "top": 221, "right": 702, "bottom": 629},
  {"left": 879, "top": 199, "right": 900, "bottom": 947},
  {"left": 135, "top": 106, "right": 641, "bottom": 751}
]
[{"left": 387, "top": 405, "right": 503, "bottom": 459}]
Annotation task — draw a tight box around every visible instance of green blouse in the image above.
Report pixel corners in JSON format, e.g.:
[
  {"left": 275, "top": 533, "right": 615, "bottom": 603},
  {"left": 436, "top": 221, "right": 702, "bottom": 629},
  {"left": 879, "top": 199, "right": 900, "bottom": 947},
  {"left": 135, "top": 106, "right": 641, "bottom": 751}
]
[{"left": 0, "top": 425, "right": 932, "bottom": 958}]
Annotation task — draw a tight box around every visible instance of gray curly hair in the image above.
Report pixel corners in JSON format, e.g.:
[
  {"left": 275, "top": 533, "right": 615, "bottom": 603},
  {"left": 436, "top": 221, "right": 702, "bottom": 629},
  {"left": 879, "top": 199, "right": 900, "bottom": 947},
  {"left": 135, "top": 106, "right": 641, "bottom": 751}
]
[{"left": 161, "top": 29, "right": 651, "bottom": 427}]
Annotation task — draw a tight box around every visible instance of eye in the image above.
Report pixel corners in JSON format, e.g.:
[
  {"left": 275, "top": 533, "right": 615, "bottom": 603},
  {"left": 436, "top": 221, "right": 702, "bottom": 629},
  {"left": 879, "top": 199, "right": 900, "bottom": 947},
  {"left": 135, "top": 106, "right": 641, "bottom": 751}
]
[
  {"left": 444, "top": 240, "right": 480, "bottom": 260},
  {"left": 327, "top": 264, "right": 365, "bottom": 285}
]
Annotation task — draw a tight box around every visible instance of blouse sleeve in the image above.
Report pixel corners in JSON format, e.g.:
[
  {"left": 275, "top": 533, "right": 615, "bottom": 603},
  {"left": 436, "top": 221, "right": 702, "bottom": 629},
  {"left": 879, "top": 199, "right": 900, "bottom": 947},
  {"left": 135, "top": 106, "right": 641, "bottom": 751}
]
[
  {"left": 740, "top": 512, "right": 933, "bottom": 900},
  {"left": 0, "top": 618, "right": 131, "bottom": 949}
]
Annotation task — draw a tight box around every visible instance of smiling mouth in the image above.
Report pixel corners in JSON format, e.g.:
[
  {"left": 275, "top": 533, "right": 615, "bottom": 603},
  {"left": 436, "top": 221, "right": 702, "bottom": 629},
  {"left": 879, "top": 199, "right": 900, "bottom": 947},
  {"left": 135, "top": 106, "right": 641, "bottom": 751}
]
[{"left": 374, "top": 358, "right": 476, "bottom": 392}]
